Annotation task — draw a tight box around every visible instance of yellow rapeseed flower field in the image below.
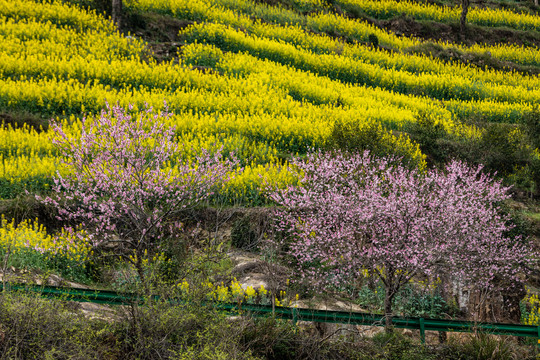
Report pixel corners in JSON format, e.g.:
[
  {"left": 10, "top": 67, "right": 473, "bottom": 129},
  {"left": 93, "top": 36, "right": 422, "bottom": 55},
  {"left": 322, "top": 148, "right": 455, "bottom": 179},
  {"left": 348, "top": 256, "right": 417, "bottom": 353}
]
[{"left": 0, "top": 0, "right": 537, "bottom": 204}]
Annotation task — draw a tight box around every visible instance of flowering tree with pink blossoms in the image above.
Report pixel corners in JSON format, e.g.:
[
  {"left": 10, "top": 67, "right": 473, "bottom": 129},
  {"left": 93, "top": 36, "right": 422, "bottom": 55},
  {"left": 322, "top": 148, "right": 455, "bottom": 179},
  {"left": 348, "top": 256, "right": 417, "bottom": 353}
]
[
  {"left": 269, "top": 150, "right": 533, "bottom": 331},
  {"left": 39, "top": 104, "right": 236, "bottom": 282}
]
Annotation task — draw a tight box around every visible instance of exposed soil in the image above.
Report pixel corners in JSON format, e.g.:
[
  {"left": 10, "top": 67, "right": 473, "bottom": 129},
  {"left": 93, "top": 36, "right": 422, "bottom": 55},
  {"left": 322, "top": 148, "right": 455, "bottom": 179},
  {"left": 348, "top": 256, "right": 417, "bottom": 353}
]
[
  {"left": 124, "top": 11, "right": 192, "bottom": 43},
  {"left": 377, "top": 15, "right": 540, "bottom": 48},
  {"left": 123, "top": 11, "right": 193, "bottom": 63},
  {"left": 341, "top": 13, "right": 540, "bottom": 73},
  {"left": 0, "top": 112, "right": 49, "bottom": 132},
  {"left": 405, "top": 42, "right": 540, "bottom": 75}
]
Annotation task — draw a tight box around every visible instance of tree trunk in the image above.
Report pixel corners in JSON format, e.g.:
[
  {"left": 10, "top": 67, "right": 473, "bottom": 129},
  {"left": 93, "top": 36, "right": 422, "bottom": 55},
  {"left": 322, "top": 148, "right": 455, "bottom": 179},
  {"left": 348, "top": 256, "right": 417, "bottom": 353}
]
[
  {"left": 134, "top": 249, "right": 149, "bottom": 294},
  {"left": 460, "top": 0, "right": 469, "bottom": 33},
  {"left": 384, "top": 291, "right": 394, "bottom": 333},
  {"left": 112, "top": 0, "right": 122, "bottom": 30},
  {"left": 438, "top": 331, "right": 447, "bottom": 343},
  {"left": 502, "top": 281, "right": 526, "bottom": 323}
]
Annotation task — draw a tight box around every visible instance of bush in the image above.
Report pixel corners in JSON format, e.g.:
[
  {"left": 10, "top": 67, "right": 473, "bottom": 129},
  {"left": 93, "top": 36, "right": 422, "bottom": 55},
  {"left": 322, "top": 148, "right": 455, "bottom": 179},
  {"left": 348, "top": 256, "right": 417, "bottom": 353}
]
[
  {"left": 231, "top": 216, "right": 259, "bottom": 251},
  {"left": 329, "top": 120, "right": 425, "bottom": 168},
  {"left": 0, "top": 292, "right": 109, "bottom": 359},
  {"left": 430, "top": 122, "right": 540, "bottom": 196},
  {"left": 240, "top": 316, "right": 371, "bottom": 360},
  {"left": 0, "top": 291, "right": 537, "bottom": 359},
  {"left": 182, "top": 43, "right": 224, "bottom": 69},
  {"left": 355, "top": 283, "right": 455, "bottom": 319},
  {"left": 406, "top": 112, "right": 446, "bottom": 165},
  {"left": 368, "top": 33, "right": 379, "bottom": 47},
  {"left": 0, "top": 290, "right": 259, "bottom": 360},
  {"left": 370, "top": 332, "right": 433, "bottom": 360},
  {"left": 113, "top": 300, "right": 258, "bottom": 360},
  {"left": 461, "top": 333, "right": 513, "bottom": 360}
]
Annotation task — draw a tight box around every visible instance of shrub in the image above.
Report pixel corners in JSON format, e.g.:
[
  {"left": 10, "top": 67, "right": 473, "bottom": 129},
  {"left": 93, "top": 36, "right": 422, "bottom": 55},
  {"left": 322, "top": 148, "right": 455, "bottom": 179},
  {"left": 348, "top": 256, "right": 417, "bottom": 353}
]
[
  {"left": 368, "top": 33, "right": 379, "bottom": 47},
  {"left": 113, "top": 300, "right": 259, "bottom": 360},
  {"left": 406, "top": 112, "right": 446, "bottom": 165},
  {"left": 461, "top": 333, "right": 513, "bottom": 360},
  {"left": 0, "top": 292, "right": 109, "bottom": 359},
  {"left": 329, "top": 119, "right": 426, "bottom": 168},
  {"left": 231, "top": 216, "right": 259, "bottom": 251}
]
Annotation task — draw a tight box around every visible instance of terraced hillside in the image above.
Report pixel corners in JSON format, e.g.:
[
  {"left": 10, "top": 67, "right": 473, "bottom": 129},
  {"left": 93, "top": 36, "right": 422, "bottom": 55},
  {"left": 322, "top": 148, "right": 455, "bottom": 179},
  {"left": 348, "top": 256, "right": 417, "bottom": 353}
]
[
  {"left": 1, "top": 0, "right": 540, "bottom": 356},
  {"left": 1, "top": 0, "right": 539, "bottom": 206}
]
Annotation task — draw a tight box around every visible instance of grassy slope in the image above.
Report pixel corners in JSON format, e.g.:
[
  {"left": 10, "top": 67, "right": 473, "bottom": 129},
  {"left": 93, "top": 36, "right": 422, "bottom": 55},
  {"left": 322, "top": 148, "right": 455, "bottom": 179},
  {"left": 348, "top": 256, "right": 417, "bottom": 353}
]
[
  {"left": 92, "top": 0, "right": 540, "bottom": 225},
  {"left": 1, "top": 0, "right": 539, "bottom": 231},
  {"left": 2, "top": 3, "right": 540, "bottom": 357}
]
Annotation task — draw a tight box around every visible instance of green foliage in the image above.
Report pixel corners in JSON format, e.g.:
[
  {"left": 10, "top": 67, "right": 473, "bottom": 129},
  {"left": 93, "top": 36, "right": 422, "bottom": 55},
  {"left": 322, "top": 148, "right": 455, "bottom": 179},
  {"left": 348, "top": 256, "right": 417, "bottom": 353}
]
[
  {"left": 498, "top": 202, "right": 532, "bottom": 242},
  {"left": 0, "top": 215, "right": 96, "bottom": 284},
  {"left": 113, "top": 300, "right": 258, "bottom": 360},
  {"left": 231, "top": 215, "right": 259, "bottom": 251},
  {"left": 0, "top": 176, "right": 53, "bottom": 200},
  {"left": 460, "top": 333, "right": 514, "bottom": 360},
  {"left": 370, "top": 332, "right": 434, "bottom": 360},
  {"left": 478, "top": 124, "right": 530, "bottom": 175},
  {"left": 0, "top": 247, "right": 47, "bottom": 272},
  {"left": 240, "top": 317, "right": 299, "bottom": 360},
  {"left": 329, "top": 120, "right": 425, "bottom": 168},
  {"left": 475, "top": 123, "right": 540, "bottom": 195},
  {"left": 45, "top": 252, "right": 97, "bottom": 284},
  {"left": 0, "top": 290, "right": 536, "bottom": 360},
  {"left": 432, "top": 121, "right": 540, "bottom": 195},
  {"left": 355, "top": 283, "right": 454, "bottom": 318},
  {"left": 523, "top": 106, "right": 540, "bottom": 150},
  {"left": 393, "top": 286, "right": 454, "bottom": 319},
  {"left": 183, "top": 43, "right": 224, "bottom": 69},
  {"left": 368, "top": 33, "right": 379, "bottom": 47},
  {"left": 407, "top": 112, "right": 446, "bottom": 164},
  {"left": 0, "top": 292, "right": 110, "bottom": 359},
  {"left": 0, "top": 289, "right": 259, "bottom": 360}
]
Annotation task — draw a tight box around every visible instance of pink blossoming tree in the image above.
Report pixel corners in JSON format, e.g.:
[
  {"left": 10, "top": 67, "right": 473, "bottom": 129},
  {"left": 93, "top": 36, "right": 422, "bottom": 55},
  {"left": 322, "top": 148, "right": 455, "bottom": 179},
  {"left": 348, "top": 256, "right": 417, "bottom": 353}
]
[
  {"left": 269, "top": 150, "right": 533, "bottom": 331},
  {"left": 39, "top": 103, "right": 236, "bottom": 282}
]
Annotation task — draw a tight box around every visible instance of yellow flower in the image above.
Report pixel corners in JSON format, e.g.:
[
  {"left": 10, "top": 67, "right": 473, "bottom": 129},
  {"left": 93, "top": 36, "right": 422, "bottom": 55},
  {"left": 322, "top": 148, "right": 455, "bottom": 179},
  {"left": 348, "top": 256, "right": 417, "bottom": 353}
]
[{"left": 245, "top": 286, "right": 256, "bottom": 299}]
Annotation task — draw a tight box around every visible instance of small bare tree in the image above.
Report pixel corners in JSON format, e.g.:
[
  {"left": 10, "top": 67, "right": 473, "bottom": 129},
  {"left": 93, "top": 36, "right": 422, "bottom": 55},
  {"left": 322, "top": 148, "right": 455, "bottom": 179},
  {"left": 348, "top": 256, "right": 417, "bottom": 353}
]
[
  {"left": 460, "top": 0, "right": 470, "bottom": 33},
  {"left": 112, "top": 0, "right": 122, "bottom": 30}
]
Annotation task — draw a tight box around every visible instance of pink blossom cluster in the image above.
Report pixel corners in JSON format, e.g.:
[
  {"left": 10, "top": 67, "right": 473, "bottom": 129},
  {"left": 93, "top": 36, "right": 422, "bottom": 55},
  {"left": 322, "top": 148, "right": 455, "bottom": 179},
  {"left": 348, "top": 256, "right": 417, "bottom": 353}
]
[
  {"left": 38, "top": 103, "right": 237, "bottom": 271},
  {"left": 269, "top": 150, "right": 533, "bottom": 297}
]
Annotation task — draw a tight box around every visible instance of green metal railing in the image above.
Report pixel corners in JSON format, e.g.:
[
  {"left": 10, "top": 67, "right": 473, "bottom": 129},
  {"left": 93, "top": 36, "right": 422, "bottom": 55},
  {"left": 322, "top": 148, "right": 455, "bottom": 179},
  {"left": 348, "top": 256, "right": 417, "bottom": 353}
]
[{"left": 1, "top": 282, "right": 539, "bottom": 345}]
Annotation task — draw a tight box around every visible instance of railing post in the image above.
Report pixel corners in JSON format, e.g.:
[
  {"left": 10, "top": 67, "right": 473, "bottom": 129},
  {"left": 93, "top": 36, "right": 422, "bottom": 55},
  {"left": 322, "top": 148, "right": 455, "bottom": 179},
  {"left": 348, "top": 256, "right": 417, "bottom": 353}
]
[{"left": 419, "top": 318, "right": 425, "bottom": 344}]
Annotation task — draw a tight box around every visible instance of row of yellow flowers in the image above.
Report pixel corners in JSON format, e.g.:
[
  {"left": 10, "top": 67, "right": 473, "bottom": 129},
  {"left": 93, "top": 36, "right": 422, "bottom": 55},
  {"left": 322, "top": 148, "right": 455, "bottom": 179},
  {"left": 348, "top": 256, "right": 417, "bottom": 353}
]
[
  {"left": 0, "top": 17, "right": 144, "bottom": 61},
  {"left": 180, "top": 37, "right": 535, "bottom": 127},
  {"left": 181, "top": 277, "right": 299, "bottom": 307},
  {"left": 181, "top": 22, "right": 540, "bottom": 106},
  {"left": 0, "top": 19, "right": 512, "bottom": 142},
  {"left": 0, "top": 215, "right": 91, "bottom": 265},
  {"left": 4, "top": 0, "right": 533, "bottom": 128},
  {"left": 0, "top": 0, "right": 534, "bottom": 201},
  {"left": 0, "top": 0, "right": 114, "bottom": 33},
  {"left": 243, "top": 20, "right": 539, "bottom": 90},
  {"left": 127, "top": 0, "right": 540, "bottom": 67},
  {"left": 336, "top": 0, "right": 540, "bottom": 32},
  {"left": 0, "top": 151, "right": 299, "bottom": 204},
  {"left": 132, "top": 0, "right": 538, "bottom": 91}
]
